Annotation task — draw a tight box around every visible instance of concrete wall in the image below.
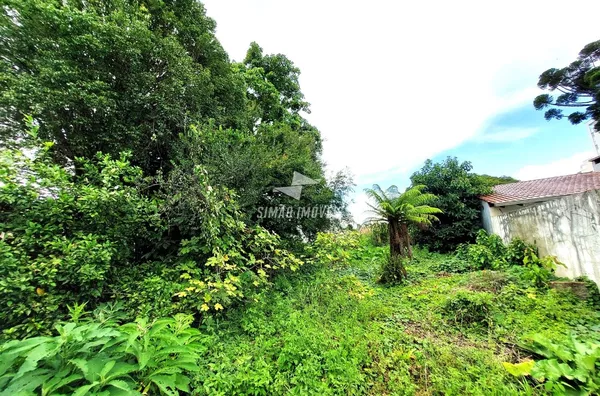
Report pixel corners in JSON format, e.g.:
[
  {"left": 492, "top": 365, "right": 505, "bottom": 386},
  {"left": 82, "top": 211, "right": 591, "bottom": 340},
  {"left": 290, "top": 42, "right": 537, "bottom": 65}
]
[{"left": 481, "top": 190, "right": 600, "bottom": 285}]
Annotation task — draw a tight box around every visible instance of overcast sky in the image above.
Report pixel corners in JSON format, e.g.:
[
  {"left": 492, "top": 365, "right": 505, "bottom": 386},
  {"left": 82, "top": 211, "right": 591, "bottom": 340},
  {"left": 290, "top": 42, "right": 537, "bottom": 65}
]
[{"left": 202, "top": 0, "right": 600, "bottom": 222}]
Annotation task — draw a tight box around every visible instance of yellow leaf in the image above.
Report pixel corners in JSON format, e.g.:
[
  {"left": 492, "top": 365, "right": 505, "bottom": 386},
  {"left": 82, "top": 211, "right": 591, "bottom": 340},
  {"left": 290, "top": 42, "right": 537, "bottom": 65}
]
[
  {"left": 503, "top": 360, "right": 534, "bottom": 377},
  {"left": 36, "top": 287, "right": 45, "bottom": 296}
]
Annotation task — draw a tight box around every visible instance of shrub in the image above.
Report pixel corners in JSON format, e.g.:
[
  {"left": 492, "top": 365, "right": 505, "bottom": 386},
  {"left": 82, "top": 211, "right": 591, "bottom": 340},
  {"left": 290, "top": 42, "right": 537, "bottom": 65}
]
[
  {"left": 0, "top": 124, "right": 305, "bottom": 337},
  {"left": 368, "top": 223, "right": 388, "bottom": 246},
  {"left": 0, "top": 128, "right": 163, "bottom": 338},
  {"left": 521, "top": 248, "right": 564, "bottom": 288},
  {"left": 309, "top": 231, "right": 361, "bottom": 266},
  {"left": 443, "top": 290, "right": 494, "bottom": 326},
  {"left": 456, "top": 243, "right": 499, "bottom": 270},
  {"left": 463, "top": 271, "right": 512, "bottom": 293},
  {"left": 432, "top": 256, "right": 478, "bottom": 273},
  {"left": 505, "top": 333, "right": 600, "bottom": 395},
  {"left": 475, "top": 229, "right": 507, "bottom": 259},
  {"left": 575, "top": 276, "right": 600, "bottom": 308},
  {"left": 0, "top": 314, "right": 203, "bottom": 395},
  {"left": 505, "top": 238, "right": 535, "bottom": 266}
]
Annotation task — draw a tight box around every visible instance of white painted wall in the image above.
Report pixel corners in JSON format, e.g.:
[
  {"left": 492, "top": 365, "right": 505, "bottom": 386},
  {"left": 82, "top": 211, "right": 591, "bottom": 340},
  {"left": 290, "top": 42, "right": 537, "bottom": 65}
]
[{"left": 481, "top": 190, "right": 600, "bottom": 285}]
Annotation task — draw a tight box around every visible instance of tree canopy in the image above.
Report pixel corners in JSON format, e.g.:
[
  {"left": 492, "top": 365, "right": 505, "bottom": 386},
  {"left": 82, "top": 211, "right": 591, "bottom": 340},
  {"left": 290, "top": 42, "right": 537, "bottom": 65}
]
[
  {"left": 410, "top": 157, "right": 517, "bottom": 252},
  {"left": 533, "top": 39, "right": 600, "bottom": 130},
  {"left": 0, "top": 0, "right": 351, "bottom": 240}
]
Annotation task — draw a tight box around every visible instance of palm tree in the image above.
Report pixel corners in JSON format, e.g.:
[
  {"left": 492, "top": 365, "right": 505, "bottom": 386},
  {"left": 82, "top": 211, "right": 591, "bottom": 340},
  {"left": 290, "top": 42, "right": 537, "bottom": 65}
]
[{"left": 364, "top": 184, "right": 442, "bottom": 265}]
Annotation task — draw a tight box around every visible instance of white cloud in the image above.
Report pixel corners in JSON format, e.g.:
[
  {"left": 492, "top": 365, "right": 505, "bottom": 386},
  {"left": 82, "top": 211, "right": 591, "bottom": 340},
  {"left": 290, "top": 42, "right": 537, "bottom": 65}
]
[
  {"left": 201, "top": 0, "right": 600, "bottom": 221},
  {"left": 474, "top": 127, "right": 539, "bottom": 143},
  {"left": 514, "top": 151, "right": 596, "bottom": 181}
]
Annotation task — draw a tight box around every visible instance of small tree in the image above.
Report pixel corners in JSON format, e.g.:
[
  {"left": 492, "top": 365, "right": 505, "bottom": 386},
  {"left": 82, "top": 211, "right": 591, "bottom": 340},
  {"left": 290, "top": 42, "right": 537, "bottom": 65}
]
[{"left": 364, "top": 185, "right": 442, "bottom": 278}]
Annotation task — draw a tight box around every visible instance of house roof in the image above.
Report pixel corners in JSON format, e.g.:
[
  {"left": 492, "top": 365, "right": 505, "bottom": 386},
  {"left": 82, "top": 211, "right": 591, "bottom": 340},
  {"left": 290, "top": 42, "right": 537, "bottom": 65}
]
[{"left": 481, "top": 172, "right": 600, "bottom": 206}]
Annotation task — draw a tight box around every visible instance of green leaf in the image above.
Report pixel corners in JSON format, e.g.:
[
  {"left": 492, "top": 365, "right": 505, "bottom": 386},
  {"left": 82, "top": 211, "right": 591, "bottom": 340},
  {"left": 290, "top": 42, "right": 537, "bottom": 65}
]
[
  {"left": 72, "top": 382, "right": 100, "bottom": 396},
  {"left": 1, "top": 369, "right": 52, "bottom": 396},
  {"left": 42, "top": 373, "right": 84, "bottom": 395},
  {"left": 149, "top": 375, "right": 179, "bottom": 396},
  {"left": 107, "top": 379, "right": 134, "bottom": 391},
  {"left": 105, "top": 362, "right": 138, "bottom": 381},
  {"left": 13, "top": 342, "right": 58, "bottom": 381}
]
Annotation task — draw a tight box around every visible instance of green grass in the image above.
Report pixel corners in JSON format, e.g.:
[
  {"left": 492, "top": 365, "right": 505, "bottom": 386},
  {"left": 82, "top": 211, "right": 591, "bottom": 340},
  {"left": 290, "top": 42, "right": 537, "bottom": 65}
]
[{"left": 190, "top": 240, "right": 600, "bottom": 395}]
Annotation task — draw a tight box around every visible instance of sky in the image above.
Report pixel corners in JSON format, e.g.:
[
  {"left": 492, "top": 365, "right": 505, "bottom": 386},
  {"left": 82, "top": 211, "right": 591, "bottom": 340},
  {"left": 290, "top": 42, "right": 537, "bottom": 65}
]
[{"left": 201, "top": 0, "right": 600, "bottom": 223}]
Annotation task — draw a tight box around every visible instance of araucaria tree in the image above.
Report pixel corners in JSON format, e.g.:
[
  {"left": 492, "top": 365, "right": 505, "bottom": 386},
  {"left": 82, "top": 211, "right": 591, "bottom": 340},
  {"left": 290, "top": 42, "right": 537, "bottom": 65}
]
[
  {"left": 364, "top": 185, "right": 442, "bottom": 275},
  {"left": 533, "top": 39, "right": 600, "bottom": 129}
]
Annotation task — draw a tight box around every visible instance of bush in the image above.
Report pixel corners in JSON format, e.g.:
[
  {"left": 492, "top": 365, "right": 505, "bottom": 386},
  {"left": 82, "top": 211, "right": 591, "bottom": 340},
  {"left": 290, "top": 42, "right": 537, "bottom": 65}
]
[
  {"left": 367, "top": 223, "right": 388, "bottom": 246},
  {"left": 443, "top": 290, "right": 494, "bottom": 326},
  {"left": 0, "top": 126, "right": 305, "bottom": 337},
  {"left": 505, "top": 238, "right": 535, "bottom": 266},
  {"left": 432, "top": 257, "right": 479, "bottom": 273},
  {"left": 309, "top": 231, "right": 361, "bottom": 266},
  {"left": 0, "top": 314, "right": 203, "bottom": 395},
  {"left": 575, "top": 276, "right": 600, "bottom": 308},
  {"left": 456, "top": 243, "right": 501, "bottom": 270},
  {"left": 521, "top": 248, "right": 564, "bottom": 288},
  {"left": 409, "top": 157, "right": 517, "bottom": 252},
  {"left": 475, "top": 229, "right": 507, "bottom": 259},
  {"left": 463, "top": 271, "right": 512, "bottom": 293},
  {"left": 454, "top": 230, "right": 564, "bottom": 289},
  {"left": 505, "top": 333, "right": 600, "bottom": 395},
  {"left": 0, "top": 129, "right": 163, "bottom": 338}
]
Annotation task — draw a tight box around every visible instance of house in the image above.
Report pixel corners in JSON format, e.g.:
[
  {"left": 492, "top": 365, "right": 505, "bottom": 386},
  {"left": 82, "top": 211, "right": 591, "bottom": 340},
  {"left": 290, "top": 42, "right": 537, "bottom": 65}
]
[{"left": 480, "top": 168, "right": 600, "bottom": 285}]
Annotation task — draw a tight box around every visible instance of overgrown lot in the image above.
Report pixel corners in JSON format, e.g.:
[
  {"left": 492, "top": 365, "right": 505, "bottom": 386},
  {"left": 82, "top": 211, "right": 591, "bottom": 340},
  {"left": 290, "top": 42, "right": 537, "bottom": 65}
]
[
  {"left": 187, "top": 234, "right": 600, "bottom": 395},
  {"left": 5, "top": 232, "right": 598, "bottom": 395}
]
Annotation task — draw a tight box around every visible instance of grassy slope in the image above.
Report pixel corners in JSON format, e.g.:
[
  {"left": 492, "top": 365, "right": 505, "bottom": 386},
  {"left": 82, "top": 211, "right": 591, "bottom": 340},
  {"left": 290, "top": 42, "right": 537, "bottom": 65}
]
[{"left": 192, "top": 241, "right": 600, "bottom": 395}]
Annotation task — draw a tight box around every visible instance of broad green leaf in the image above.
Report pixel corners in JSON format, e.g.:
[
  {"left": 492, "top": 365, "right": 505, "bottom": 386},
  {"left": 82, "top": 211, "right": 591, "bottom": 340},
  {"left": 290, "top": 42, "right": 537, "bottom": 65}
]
[{"left": 72, "top": 382, "right": 100, "bottom": 396}]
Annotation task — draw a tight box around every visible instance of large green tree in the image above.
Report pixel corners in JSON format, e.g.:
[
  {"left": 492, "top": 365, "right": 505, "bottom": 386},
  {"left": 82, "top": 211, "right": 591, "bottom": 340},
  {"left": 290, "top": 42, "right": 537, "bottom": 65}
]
[
  {"left": 410, "top": 157, "right": 516, "bottom": 252},
  {"left": 0, "top": 0, "right": 350, "bottom": 242},
  {"left": 0, "top": 0, "right": 246, "bottom": 174},
  {"left": 533, "top": 39, "right": 600, "bottom": 129}
]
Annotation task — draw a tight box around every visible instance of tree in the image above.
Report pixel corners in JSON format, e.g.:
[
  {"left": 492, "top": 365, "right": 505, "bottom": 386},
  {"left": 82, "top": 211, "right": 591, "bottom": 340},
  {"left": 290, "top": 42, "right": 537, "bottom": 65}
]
[
  {"left": 240, "top": 42, "right": 310, "bottom": 128},
  {"left": 0, "top": 0, "right": 246, "bottom": 174},
  {"left": 172, "top": 122, "right": 354, "bottom": 242},
  {"left": 533, "top": 39, "right": 600, "bottom": 130},
  {"left": 364, "top": 184, "right": 441, "bottom": 277},
  {"left": 410, "top": 157, "right": 516, "bottom": 252}
]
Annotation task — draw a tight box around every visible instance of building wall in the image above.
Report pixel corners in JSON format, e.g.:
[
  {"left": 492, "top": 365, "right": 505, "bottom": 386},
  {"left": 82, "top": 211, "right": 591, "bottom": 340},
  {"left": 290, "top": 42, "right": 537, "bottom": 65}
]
[{"left": 481, "top": 190, "right": 600, "bottom": 285}]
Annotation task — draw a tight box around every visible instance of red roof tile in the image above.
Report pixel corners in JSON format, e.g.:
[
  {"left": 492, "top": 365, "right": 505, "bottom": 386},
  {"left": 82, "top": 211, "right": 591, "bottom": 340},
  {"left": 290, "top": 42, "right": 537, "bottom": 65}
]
[{"left": 481, "top": 172, "right": 600, "bottom": 205}]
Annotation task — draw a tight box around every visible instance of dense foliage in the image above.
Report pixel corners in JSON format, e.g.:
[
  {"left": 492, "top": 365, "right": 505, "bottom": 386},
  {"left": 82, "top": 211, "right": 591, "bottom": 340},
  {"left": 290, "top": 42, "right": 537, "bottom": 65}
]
[
  {"left": 0, "top": 126, "right": 303, "bottom": 339},
  {"left": 533, "top": 39, "right": 600, "bottom": 129},
  {"left": 0, "top": 0, "right": 246, "bottom": 174},
  {"left": 0, "top": 313, "right": 203, "bottom": 395},
  {"left": 1, "top": 0, "right": 599, "bottom": 394},
  {"left": 0, "top": 0, "right": 352, "bottom": 241},
  {"left": 410, "top": 157, "right": 516, "bottom": 252}
]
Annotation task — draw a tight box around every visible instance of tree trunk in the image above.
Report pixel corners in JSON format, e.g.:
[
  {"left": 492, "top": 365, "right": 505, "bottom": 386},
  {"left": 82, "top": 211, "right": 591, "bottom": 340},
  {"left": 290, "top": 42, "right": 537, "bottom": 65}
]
[
  {"left": 400, "top": 223, "right": 412, "bottom": 259},
  {"left": 388, "top": 219, "right": 407, "bottom": 278},
  {"left": 388, "top": 219, "right": 402, "bottom": 258}
]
